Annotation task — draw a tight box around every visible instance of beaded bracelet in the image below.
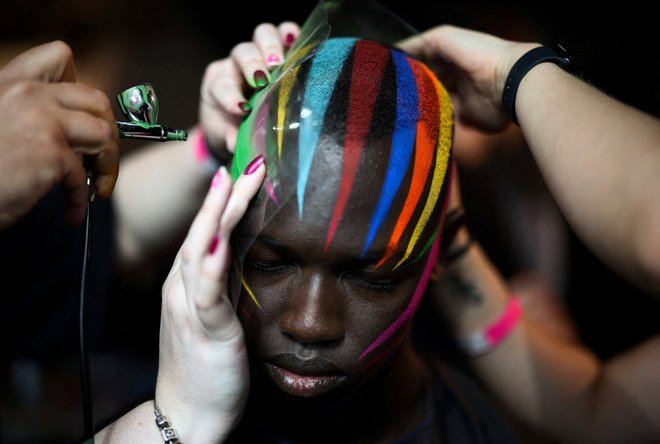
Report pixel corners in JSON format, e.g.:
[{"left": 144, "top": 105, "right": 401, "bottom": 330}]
[
  {"left": 457, "top": 295, "right": 522, "bottom": 357},
  {"left": 154, "top": 399, "right": 180, "bottom": 444}
]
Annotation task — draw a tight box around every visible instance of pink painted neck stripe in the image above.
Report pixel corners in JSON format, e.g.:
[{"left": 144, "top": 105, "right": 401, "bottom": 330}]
[{"left": 359, "top": 235, "right": 440, "bottom": 360}]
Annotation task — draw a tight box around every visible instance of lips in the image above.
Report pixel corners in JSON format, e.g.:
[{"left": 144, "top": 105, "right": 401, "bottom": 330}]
[{"left": 265, "top": 354, "right": 347, "bottom": 397}]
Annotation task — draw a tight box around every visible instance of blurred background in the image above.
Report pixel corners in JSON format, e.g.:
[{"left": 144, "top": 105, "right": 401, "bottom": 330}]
[{"left": 1, "top": 0, "right": 658, "bottom": 442}]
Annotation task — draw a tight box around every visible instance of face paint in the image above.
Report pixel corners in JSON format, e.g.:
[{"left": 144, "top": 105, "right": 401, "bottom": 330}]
[{"left": 232, "top": 37, "right": 454, "bottom": 392}]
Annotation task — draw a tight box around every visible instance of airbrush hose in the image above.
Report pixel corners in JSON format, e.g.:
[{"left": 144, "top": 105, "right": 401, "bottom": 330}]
[{"left": 80, "top": 83, "right": 186, "bottom": 444}]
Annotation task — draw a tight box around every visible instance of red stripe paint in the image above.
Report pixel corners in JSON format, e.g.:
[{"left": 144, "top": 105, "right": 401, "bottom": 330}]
[{"left": 324, "top": 41, "right": 389, "bottom": 252}]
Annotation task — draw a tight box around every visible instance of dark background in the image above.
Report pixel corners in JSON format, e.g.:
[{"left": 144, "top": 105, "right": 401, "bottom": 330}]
[{"left": 1, "top": 0, "right": 659, "bottom": 442}]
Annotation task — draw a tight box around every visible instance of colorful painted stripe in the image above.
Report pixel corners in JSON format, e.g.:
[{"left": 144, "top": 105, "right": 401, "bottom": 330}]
[
  {"left": 297, "top": 38, "right": 356, "bottom": 216},
  {"left": 324, "top": 40, "right": 390, "bottom": 252},
  {"left": 359, "top": 234, "right": 440, "bottom": 360},
  {"left": 375, "top": 60, "right": 439, "bottom": 268},
  {"left": 361, "top": 50, "right": 418, "bottom": 256},
  {"left": 394, "top": 64, "right": 453, "bottom": 269}
]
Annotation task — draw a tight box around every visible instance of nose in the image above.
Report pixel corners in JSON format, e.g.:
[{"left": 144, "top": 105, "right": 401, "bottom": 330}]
[{"left": 279, "top": 273, "right": 345, "bottom": 345}]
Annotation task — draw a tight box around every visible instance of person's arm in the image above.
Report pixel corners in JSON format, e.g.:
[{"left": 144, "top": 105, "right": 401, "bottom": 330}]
[
  {"left": 96, "top": 159, "right": 267, "bottom": 443},
  {"left": 113, "top": 22, "right": 299, "bottom": 268},
  {"left": 431, "top": 225, "right": 660, "bottom": 444},
  {"left": 400, "top": 25, "right": 660, "bottom": 294},
  {"left": 0, "top": 41, "right": 119, "bottom": 229}
]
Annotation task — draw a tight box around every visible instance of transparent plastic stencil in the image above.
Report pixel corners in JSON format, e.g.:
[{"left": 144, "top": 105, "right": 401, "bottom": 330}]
[{"left": 228, "top": 0, "right": 426, "bottom": 308}]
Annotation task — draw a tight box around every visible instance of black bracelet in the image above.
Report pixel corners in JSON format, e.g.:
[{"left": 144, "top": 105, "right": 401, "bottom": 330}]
[{"left": 501, "top": 43, "right": 572, "bottom": 125}]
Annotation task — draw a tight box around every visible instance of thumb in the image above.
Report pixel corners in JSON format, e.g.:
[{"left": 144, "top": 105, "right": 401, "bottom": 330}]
[{"left": 0, "top": 40, "right": 77, "bottom": 83}]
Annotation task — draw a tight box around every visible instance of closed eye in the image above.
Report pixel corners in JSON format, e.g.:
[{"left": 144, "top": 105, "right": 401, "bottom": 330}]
[
  {"left": 342, "top": 272, "right": 395, "bottom": 292},
  {"left": 245, "top": 259, "right": 291, "bottom": 274}
]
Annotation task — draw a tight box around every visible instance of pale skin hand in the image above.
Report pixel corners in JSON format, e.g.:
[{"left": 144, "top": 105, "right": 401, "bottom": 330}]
[
  {"left": 114, "top": 22, "right": 300, "bottom": 267},
  {"left": 96, "top": 162, "right": 266, "bottom": 444},
  {"left": 0, "top": 40, "right": 119, "bottom": 229},
  {"left": 200, "top": 21, "right": 300, "bottom": 155},
  {"left": 398, "top": 25, "right": 537, "bottom": 132},
  {"left": 401, "top": 24, "right": 660, "bottom": 295}
]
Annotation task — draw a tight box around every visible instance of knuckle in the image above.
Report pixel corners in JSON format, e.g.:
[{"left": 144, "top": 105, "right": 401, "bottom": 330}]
[
  {"left": 49, "top": 40, "right": 74, "bottom": 63},
  {"left": 254, "top": 22, "right": 277, "bottom": 38}
]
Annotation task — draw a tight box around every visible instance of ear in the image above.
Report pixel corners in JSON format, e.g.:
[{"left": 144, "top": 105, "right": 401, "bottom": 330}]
[
  {"left": 429, "top": 260, "right": 444, "bottom": 283},
  {"left": 438, "top": 206, "right": 467, "bottom": 262}
]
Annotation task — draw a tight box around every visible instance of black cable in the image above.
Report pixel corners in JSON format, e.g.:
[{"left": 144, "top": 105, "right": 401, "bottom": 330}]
[{"left": 79, "top": 199, "right": 95, "bottom": 443}]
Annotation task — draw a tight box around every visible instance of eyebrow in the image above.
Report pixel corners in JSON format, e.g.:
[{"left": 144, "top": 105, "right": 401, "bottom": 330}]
[{"left": 253, "top": 234, "right": 409, "bottom": 270}]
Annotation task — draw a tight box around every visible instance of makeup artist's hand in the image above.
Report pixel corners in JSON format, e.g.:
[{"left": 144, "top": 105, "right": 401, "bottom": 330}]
[
  {"left": 199, "top": 21, "right": 300, "bottom": 160},
  {"left": 398, "top": 25, "right": 537, "bottom": 132},
  {"left": 0, "top": 40, "right": 119, "bottom": 229},
  {"left": 154, "top": 158, "right": 266, "bottom": 443}
]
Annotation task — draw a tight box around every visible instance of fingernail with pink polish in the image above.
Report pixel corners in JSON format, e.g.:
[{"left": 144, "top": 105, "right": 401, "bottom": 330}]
[
  {"left": 285, "top": 33, "right": 296, "bottom": 48},
  {"left": 266, "top": 54, "right": 281, "bottom": 68},
  {"left": 210, "top": 168, "right": 223, "bottom": 189},
  {"left": 209, "top": 234, "right": 220, "bottom": 254},
  {"left": 244, "top": 155, "right": 265, "bottom": 175}
]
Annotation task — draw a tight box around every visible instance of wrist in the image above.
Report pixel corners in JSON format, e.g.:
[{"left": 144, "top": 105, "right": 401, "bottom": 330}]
[
  {"left": 153, "top": 394, "right": 237, "bottom": 444},
  {"left": 457, "top": 294, "right": 522, "bottom": 357},
  {"left": 192, "top": 126, "right": 232, "bottom": 174}
]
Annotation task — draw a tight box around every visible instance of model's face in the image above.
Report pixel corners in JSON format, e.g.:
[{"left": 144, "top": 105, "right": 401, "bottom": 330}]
[{"left": 236, "top": 141, "right": 443, "bottom": 400}]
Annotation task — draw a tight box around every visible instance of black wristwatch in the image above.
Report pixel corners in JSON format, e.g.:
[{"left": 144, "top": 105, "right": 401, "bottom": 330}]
[{"left": 501, "top": 43, "right": 572, "bottom": 125}]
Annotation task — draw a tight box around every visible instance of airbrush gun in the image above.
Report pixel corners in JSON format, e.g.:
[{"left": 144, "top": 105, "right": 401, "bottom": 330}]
[{"left": 116, "top": 83, "right": 187, "bottom": 141}]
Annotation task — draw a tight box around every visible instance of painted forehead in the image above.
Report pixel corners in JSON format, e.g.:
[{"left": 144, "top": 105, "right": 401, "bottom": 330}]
[{"left": 235, "top": 37, "right": 453, "bottom": 270}]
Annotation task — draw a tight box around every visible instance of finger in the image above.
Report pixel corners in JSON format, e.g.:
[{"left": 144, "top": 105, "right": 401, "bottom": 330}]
[
  {"left": 87, "top": 137, "right": 120, "bottom": 199},
  {"left": 49, "top": 82, "right": 114, "bottom": 116},
  {"left": 60, "top": 151, "right": 88, "bottom": 224},
  {"left": 219, "top": 155, "right": 267, "bottom": 236},
  {"left": 182, "top": 167, "right": 233, "bottom": 265},
  {"left": 231, "top": 42, "right": 271, "bottom": 90},
  {"left": 202, "top": 59, "right": 252, "bottom": 118},
  {"left": 0, "top": 40, "right": 77, "bottom": 83},
  {"left": 60, "top": 109, "right": 113, "bottom": 148},
  {"left": 278, "top": 21, "right": 301, "bottom": 51},
  {"left": 193, "top": 235, "right": 241, "bottom": 339},
  {"left": 253, "top": 22, "right": 285, "bottom": 71}
]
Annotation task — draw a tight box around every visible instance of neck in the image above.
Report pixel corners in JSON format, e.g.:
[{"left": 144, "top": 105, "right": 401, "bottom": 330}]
[{"left": 248, "top": 339, "right": 431, "bottom": 443}]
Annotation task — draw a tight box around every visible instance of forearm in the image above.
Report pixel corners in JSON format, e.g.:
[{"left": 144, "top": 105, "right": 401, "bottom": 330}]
[
  {"left": 517, "top": 64, "right": 660, "bottom": 293},
  {"left": 433, "top": 238, "right": 602, "bottom": 442},
  {"left": 113, "top": 132, "right": 215, "bottom": 266}
]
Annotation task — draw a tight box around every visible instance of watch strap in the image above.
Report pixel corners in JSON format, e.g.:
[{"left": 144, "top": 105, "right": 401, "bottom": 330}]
[{"left": 501, "top": 43, "right": 572, "bottom": 125}]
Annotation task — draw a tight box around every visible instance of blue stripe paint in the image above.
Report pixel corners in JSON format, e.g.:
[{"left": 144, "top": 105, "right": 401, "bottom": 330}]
[
  {"left": 297, "top": 38, "right": 356, "bottom": 216},
  {"left": 361, "top": 51, "right": 418, "bottom": 255}
]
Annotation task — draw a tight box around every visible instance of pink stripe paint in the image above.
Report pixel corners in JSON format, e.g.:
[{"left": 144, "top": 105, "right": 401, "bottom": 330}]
[{"left": 359, "top": 234, "right": 441, "bottom": 360}]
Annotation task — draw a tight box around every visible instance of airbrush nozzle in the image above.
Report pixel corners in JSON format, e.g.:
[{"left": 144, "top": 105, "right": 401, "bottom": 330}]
[
  {"left": 117, "top": 121, "right": 188, "bottom": 141},
  {"left": 116, "top": 83, "right": 187, "bottom": 142}
]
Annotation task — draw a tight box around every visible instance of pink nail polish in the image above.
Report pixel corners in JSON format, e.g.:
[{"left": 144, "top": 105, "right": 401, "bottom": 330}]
[
  {"left": 285, "top": 33, "right": 296, "bottom": 48},
  {"left": 209, "top": 234, "right": 220, "bottom": 254},
  {"left": 244, "top": 155, "right": 265, "bottom": 175},
  {"left": 266, "top": 54, "right": 281, "bottom": 67},
  {"left": 210, "top": 168, "right": 223, "bottom": 189}
]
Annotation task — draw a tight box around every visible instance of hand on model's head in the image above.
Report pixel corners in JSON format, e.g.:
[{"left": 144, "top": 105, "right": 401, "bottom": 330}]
[
  {"left": 0, "top": 40, "right": 119, "bottom": 228},
  {"left": 398, "top": 24, "right": 539, "bottom": 132},
  {"left": 199, "top": 21, "right": 300, "bottom": 161}
]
